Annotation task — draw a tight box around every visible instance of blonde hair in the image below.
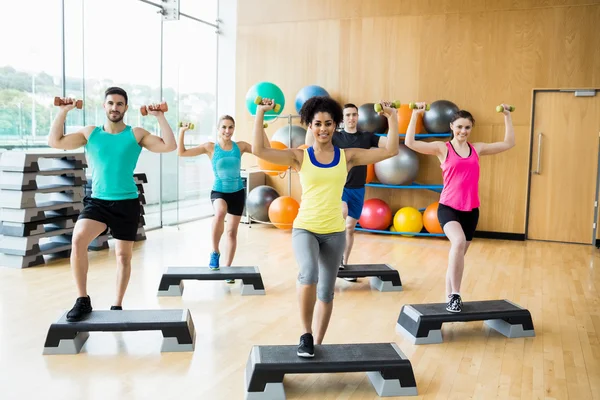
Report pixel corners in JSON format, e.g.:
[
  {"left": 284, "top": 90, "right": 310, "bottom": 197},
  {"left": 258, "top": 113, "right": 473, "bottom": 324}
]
[{"left": 218, "top": 115, "right": 235, "bottom": 126}]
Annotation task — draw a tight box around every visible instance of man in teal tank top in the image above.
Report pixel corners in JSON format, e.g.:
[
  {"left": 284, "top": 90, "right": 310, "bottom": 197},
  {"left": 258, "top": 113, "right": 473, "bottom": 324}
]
[{"left": 48, "top": 87, "right": 177, "bottom": 321}]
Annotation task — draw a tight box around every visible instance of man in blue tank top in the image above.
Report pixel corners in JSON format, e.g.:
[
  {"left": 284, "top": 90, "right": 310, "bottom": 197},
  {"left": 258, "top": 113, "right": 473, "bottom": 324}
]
[
  {"left": 49, "top": 87, "right": 177, "bottom": 321},
  {"left": 306, "top": 103, "right": 389, "bottom": 281}
]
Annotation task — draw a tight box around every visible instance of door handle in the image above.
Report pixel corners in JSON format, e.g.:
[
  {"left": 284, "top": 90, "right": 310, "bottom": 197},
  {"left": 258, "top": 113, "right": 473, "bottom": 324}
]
[{"left": 533, "top": 133, "right": 543, "bottom": 174}]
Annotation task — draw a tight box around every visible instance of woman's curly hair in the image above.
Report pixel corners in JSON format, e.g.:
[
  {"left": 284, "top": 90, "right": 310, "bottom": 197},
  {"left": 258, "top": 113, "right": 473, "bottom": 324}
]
[{"left": 299, "top": 96, "right": 343, "bottom": 126}]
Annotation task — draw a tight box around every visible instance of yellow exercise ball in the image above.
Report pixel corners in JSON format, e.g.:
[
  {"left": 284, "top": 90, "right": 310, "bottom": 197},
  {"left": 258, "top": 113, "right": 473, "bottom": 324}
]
[
  {"left": 389, "top": 225, "right": 397, "bottom": 232},
  {"left": 393, "top": 207, "right": 423, "bottom": 237}
]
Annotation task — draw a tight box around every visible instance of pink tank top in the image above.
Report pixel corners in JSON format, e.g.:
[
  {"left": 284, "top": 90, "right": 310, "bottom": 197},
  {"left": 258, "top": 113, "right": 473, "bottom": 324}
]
[{"left": 439, "top": 142, "right": 480, "bottom": 211}]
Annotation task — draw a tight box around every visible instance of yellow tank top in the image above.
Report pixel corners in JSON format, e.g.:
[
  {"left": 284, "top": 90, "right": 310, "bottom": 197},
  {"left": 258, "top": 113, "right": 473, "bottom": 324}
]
[{"left": 293, "top": 147, "right": 348, "bottom": 234}]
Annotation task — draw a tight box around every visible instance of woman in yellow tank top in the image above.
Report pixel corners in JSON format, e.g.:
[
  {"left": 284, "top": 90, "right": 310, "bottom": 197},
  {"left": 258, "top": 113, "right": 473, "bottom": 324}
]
[{"left": 253, "top": 96, "right": 399, "bottom": 357}]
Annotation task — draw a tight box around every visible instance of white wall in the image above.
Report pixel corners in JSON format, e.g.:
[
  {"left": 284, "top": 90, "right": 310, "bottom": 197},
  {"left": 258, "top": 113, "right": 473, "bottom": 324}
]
[{"left": 216, "top": 0, "right": 237, "bottom": 123}]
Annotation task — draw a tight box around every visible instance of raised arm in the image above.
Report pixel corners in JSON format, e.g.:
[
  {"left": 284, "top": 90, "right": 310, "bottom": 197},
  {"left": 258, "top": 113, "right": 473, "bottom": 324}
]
[
  {"left": 305, "top": 127, "right": 315, "bottom": 146},
  {"left": 238, "top": 127, "right": 271, "bottom": 154},
  {"left": 345, "top": 102, "right": 400, "bottom": 168},
  {"left": 404, "top": 102, "right": 445, "bottom": 156},
  {"left": 138, "top": 109, "right": 177, "bottom": 153},
  {"left": 177, "top": 123, "right": 212, "bottom": 157},
  {"left": 474, "top": 104, "right": 516, "bottom": 156},
  {"left": 252, "top": 99, "right": 302, "bottom": 170},
  {"left": 47, "top": 98, "right": 90, "bottom": 150}
]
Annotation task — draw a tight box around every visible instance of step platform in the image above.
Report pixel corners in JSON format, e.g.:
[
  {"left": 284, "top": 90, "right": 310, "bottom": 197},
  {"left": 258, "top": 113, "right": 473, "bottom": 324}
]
[
  {"left": 0, "top": 214, "right": 77, "bottom": 237},
  {"left": 0, "top": 241, "right": 72, "bottom": 268},
  {"left": 157, "top": 266, "right": 266, "bottom": 296},
  {"left": 0, "top": 151, "right": 87, "bottom": 172},
  {"left": 338, "top": 264, "right": 402, "bottom": 292},
  {"left": 396, "top": 299, "right": 535, "bottom": 344},
  {"left": 0, "top": 227, "right": 73, "bottom": 256},
  {"left": 0, "top": 169, "right": 87, "bottom": 190},
  {"left": 0, "top": 186, "right": 85, "bottom": 208},
  {"left": 43, "top": 309, "right": 195, "bottom": 355},
  {"left": 245, "top": 343, "right": 417, "bottom": 399},
  {"left": 0, "top": 201, "right": 83, "bottom": 223}
]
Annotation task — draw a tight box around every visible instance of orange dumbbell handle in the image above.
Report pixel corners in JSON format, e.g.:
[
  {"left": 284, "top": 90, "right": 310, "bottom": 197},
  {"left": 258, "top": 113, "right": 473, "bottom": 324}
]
[
  {"left": 140, "top": 102, "right": 169, "bottom": 116},
  {"left": 54, "top": 97, "right": 83, "bottom": 109}
]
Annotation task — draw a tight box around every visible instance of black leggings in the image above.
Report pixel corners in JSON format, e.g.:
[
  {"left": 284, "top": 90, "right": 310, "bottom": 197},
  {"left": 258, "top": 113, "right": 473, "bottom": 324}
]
[{"left": 437, "top": 203, "right": 479, "bottom": 241}]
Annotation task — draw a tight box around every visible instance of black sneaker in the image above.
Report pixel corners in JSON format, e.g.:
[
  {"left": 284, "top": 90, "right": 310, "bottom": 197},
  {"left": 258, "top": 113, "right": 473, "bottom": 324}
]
[
  {"left": 297, "top": 333, "right": 314, "bottom": 358},
  {"left": 110, "top": 306, "right": 122, "bottom": 310},
  {"left": 66, "top": 296, "right": 92, "bottom": 322},
  {"left": 446, "top": 294, "right": 462, "bottom": 313}
]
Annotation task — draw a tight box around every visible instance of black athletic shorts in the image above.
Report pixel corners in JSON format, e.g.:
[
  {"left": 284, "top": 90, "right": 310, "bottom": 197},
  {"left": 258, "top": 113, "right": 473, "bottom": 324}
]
[
  {"left": 78, "top": 196, "right": 141, "bottom": 241},
  {"left": 437, "top": 203, "right": 479, "bottom": 241},
  {"left": 210, "top": 189, "right": 246, "bottom": 216}
]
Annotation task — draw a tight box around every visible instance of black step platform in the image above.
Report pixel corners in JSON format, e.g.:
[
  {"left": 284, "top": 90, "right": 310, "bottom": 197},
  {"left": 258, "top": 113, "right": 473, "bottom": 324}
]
[
  {"left": 245, "top": 343, "right": 417, "bottom": 399},
  {"left": 43, "top": 309, "right": 195, "bottom": 354},
  {"left": 396, "top": 299, "right": 535, "bottom": 344},
  {"left": 157, "top": 266, "right": 265, "bottom": 296},
  {"left": 338, "top": 264, "right": 402, "bottom": 292}
]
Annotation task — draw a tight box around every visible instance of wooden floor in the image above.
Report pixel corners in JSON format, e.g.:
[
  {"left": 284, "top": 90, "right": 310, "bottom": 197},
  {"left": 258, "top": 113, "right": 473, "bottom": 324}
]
[{"left": 1, "top": 219, "right": 599, "bottom": 400}]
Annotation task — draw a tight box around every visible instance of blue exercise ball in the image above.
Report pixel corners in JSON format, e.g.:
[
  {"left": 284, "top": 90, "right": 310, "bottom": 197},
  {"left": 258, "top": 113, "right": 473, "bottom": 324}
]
[{"left": 295, "top": 85, "right": 330, "bottom": 114}]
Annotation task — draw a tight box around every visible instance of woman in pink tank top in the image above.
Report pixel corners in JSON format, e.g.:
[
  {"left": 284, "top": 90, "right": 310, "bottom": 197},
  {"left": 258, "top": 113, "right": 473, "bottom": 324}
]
[{"left": 405, "top": 103, "right": 515, "bottom": 312}]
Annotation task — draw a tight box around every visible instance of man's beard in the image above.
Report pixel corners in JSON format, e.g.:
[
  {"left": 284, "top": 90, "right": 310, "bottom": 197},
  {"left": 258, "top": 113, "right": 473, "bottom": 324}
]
[{"left": 108, "top": 112, "right": 124, "bottom": 123}]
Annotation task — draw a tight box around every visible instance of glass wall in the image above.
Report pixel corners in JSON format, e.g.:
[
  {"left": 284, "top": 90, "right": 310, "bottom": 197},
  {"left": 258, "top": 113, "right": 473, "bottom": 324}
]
[{"left": 0, "top": 0, "right": 218, "bottom": 229}]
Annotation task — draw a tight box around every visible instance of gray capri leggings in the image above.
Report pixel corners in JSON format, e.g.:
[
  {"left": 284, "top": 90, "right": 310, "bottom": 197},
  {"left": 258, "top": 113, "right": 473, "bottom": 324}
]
[{"left": 292, "top": 228, "right": 346, "bottom": 303}]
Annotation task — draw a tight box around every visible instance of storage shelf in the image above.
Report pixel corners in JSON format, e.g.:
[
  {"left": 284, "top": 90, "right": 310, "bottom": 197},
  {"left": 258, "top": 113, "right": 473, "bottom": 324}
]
[
  {"left": 356, "top": 225, "right": 446, "bottom": 237},
  {"left": 366, "top": 182, "right": 443, "bottom": 193},
  {"left": 375, "top": 133, "right": 452, "bottom": 138}
]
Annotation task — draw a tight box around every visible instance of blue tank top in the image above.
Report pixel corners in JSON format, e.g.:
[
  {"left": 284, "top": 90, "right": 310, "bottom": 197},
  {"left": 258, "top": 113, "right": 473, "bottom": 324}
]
[
  {"left": 212, "top": 141, "right": 244, "bottom": 193},
  {"left": 85, "top": 125, "right": 141, "bottom": 200}
]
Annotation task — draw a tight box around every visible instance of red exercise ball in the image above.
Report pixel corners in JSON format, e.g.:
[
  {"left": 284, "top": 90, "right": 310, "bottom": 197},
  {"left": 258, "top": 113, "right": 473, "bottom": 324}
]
[
  {"left": 359, "top": 198, "right": 392, "bottom": 230},
  {"left": 423, "top": 201, "right": 444, "bottom": 233}
]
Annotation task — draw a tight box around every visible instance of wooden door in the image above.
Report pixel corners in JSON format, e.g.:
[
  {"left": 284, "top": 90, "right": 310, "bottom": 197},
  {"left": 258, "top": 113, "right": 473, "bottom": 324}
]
[{"left": 527, "top": 91, "right": 600, "bottom": 244}]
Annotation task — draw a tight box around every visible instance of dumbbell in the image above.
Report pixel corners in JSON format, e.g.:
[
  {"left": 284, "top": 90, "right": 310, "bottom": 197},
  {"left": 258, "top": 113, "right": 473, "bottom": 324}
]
[
  {"left": 408, "top": 102, "right": 430, "bottom": 111},
  {"left": 54, "top": 97, "right": 83, "bottom": 109},
  {"left": 140, "top": 102, "right": 168, "bottom": 116},
  {"left": 179, "top": 122, "right": 195, "bottom": 130},
  {"left": 374, "top": 100, "right": 401, "bottom": 113},
  {"left": 496, "top": 105, "right": 515, "bottom": 112},
  {"left": 254, "top": 96, "right": 281, "bottom": 113}
]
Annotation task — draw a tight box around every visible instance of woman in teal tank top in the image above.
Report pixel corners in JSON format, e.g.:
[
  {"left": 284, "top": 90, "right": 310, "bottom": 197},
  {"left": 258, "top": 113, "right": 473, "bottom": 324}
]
[
  {"left": 178, "top": 115, "right": 270, "bottom": 280},
  {"left": 252, "top": 97, "right": 400, "bottom": 358}
]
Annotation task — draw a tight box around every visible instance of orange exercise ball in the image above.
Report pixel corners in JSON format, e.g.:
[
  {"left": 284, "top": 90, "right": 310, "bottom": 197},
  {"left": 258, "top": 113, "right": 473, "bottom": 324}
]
[
  {"left": 423, "top": 201, "right": 444, "bottom": 233},
  {"left": 258, "top": 140, "right": 288, "bottom": 176},
  {"left": 297, "top": 144, "right": 310, "bottom": 150},
  {"left": 366, "top": 164, "right": 376, "bottom": 183},
  {"left": 397, "top": 104, "right": 425, "bottom": 134},
  {"left": 268, "top": 196, "right": 300, "bottom": 230}
]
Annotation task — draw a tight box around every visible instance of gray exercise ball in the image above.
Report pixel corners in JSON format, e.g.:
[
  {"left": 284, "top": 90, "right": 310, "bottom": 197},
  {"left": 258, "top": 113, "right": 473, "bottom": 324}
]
[
  {"left": 357, "top": 103, "right": 388, "bottom": 133},
  {"left": 374, "top": 144, "right": 419, "bottom": 185},
  {"left": 246, "top": 185, "right": 280, "bottom": 222},
  {"left": 423, "top": 100, "right": 460, "bottom": 133},
  {"left": 271, "top": 125, "right": 307, "bottom": 148}
]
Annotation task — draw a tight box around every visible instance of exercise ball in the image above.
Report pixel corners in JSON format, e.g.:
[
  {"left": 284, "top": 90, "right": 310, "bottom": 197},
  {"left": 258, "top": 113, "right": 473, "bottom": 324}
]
[
  {"left": 393, "top": 207, "right": 423, "bottom": 236},
  {"left": 295, "top": 85, "right": 329, "bottom": 114},
  {"left": 357, "top": 103, "right": 388, "bottom": 133},
  {"left": 374, "top": 144, "right": 419, "bottom": 185},
  {"left": 423, "top": 100, "right": 459, "bottom": 133},
  {"left": 397, "top": 104, "right": 424, "bottom": 134},
  {"left": 272, "top": 125, "right": 307, "bottom": 148},
  {"left": 245, "top": 81, "right": 285, "bottom": 122},
  {"left": 258, "top": 140, "right": 288, "bottom": 176},
  {"left": 358, "top": 198, "right": 392, "bottom": 230},
  {"left": 268, "top": 196, "right": 300, "bottom": 230},
  {"left": 423, "top": 201, "right": 444, "bottom": 234},
  {"left": 366, "top": 164, "right": 376, "bottom": 184},
  {"left": 389, "top": 225, "right": 397, "bottom": 232},
  {"left": 246, "top": 185, "right": 280, "bottom": 222}
]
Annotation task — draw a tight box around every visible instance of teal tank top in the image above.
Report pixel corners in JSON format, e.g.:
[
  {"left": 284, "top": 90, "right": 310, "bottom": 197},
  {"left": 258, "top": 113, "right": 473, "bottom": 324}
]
[
  {"left": 212, "top": 141, "right": 244, "bottom": 193},
  {"left": 86, "top": 125, "right": 142, "bottom": 200}
]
